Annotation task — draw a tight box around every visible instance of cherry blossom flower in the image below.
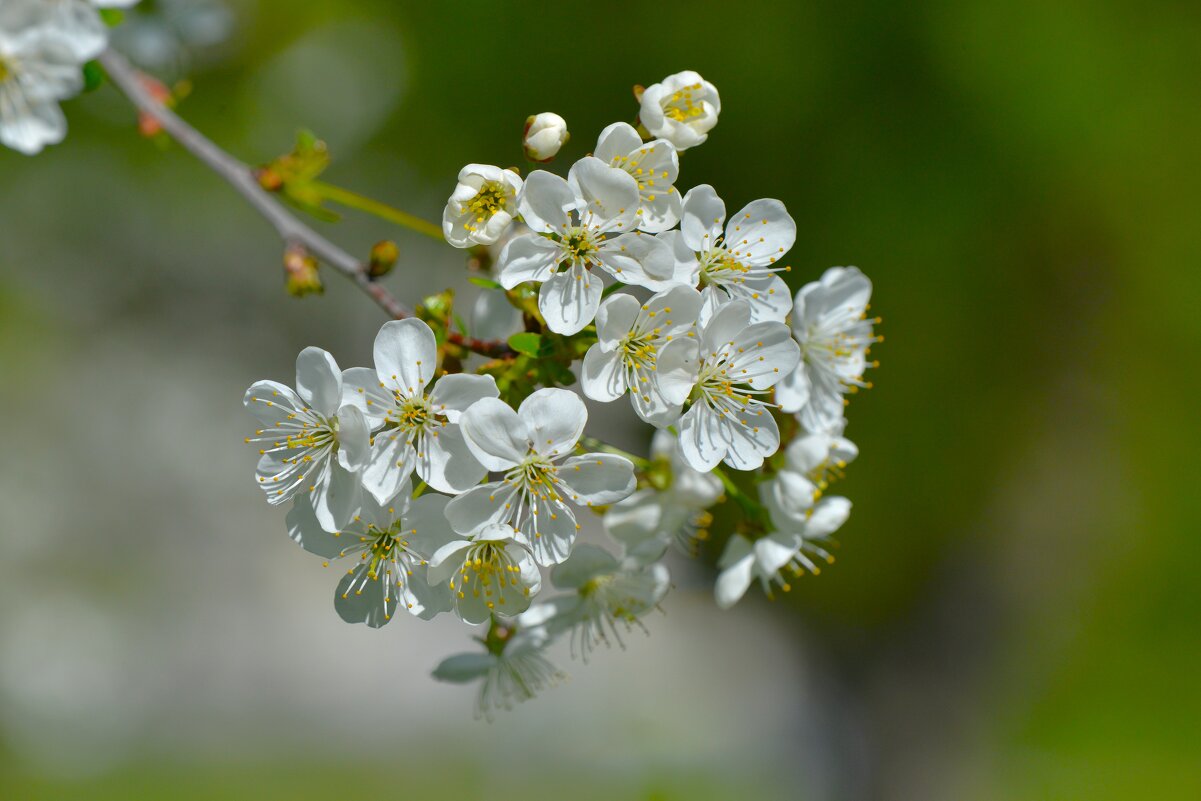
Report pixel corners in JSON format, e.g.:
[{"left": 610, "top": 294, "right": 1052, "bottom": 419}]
[
  {"left": 496, "top": 157, "right": 673, "bottom": 334},
  {"left": 522, "top": 111, "right": 568, "bottom": 162},
  {"left": 243, "top": 347, "right": 369, "bottom": 530},
  {"left": 594, "top": 121, "right": 681, "bottom": 233},
  {"left": 286, "top": 482, "right": 454, "bottom": 626},
  {"left": 427, "top": 522, "right": 542, "bottom": 625},
  {"left": 603, "top": 430, "right": 723, "bottom": 560},
  {"left": 342, "top": 318, "right": 498, "bottom": 501},
  {"left": 445, "top": 388, "right": 636, "bottom": 565},
  {"left": 0, "top": 1, "right": 90, "bottom": 154},
  {"left": 580, "top": 284, "right": 702, "bottom": 427},
  {"left": 638, "top": 69, "right": 720, "bottom": 151},
  {"left": 432, "top": 627, "right": 564, "bottom": 721},
  {"left": 656, "top": 300, "right": 800, "bottom": 472},
  {"left": 659, "top": 184, "right": 796, "bottom": 323},
  {"left": 776, "top": 266, "right": 878, "bottom": 433},
  {"left": 442, "top": 163, "right": 524, "bottom": 248}
]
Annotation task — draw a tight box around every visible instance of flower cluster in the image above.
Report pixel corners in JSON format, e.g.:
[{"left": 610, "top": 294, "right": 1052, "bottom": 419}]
[
  {"left": 244, "top": 70, "right": 882, "bottom": 718},
  {"left": 0, "top": 0, "right": 137, "bottom": 154}
]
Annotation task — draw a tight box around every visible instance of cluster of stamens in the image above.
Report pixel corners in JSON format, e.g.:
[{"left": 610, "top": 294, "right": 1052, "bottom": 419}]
[
  {"left": 449, "top": 541, "right": 527, "bottom": 610},
  {"left": 463, "top": 181, "right": 507, "bottom": 234},
  {"left": 244, "top": 391, "right": 338, "bottom": 499},
  {"left": 663, "top": 82, "right": 707, "bottom": 122}
]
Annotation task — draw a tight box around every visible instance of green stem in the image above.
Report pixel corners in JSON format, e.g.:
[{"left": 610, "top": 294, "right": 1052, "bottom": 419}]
[
  {"left": 579, "top": 436, "right": 652, "bottom": 470},
  {"left": 713, "top": 466, "right": 763, "bottom": 517},
  {"left": 310, "top": 181, "right": 444, "bottom": 241}
]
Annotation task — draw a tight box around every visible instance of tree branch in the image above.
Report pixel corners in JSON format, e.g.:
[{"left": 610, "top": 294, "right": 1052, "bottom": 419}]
[{"left": 98, "top": 49, "right": 514, "bottom": 359}]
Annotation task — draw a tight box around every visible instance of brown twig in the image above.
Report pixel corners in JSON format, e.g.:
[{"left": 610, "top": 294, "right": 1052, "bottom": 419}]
[{"left": 99, "top": 49, "right": 514, "bottom": 359}]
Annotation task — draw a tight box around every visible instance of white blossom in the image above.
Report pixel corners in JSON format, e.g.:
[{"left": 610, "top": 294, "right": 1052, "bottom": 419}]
[
  {"left": 442, "top": 163, "right": 523, "bottom": 248},
  {"left": 244, "top": 347, "right": 369, "bottom": 531},
  {"left": 659, "top": 184, "right": 796, "bottom": 323},
  {"left": 604, "top": 430, "right": 723, "bottom": 559},
  {"left": 655, "top": 300, "right": 800, "bottom": 472},
  {"left": 594, "top": 121, "right": 681, "bottom": 233},
  {"left": 427, "top": 522, "right": 542, "bottom": 624},
  {"left": 0, "top": 1, "right": 90, "bottom": 154},
  {"left": 445, "top": 388, "right": 636, "bottom": 565},
  {"left": 715, "top": 476, "right": 852, "bottom": 609},
  {"left": 776, "top": 266, "right": 878, "bottom": 433},
  {"left": 432, "top": 627, "right": 564, "bottom": 721},
  {"left": 522, "top": 111, "right": 568, "bottom": 162},
  {"left": 342, "top": 318, "right": 498, "bottom": 500},
  {"left": 638, "top": 69, "right": 720, "bottom": 151},
  {"left": 496, "top": 157, "right": 674, "bottom": 335},
  {"left": 520, "top": 543, "right": 669, "bottom": 662},
  {"left": 580, "top": 284, "right": 701, "bottom": 427},
  {"left": 286, "top": 482, "right": 455, "bottom": 626}
]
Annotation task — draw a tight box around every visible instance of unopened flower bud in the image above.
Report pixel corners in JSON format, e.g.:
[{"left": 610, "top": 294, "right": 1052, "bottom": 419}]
[
  {"left": 368, "top": 240, "right": 399, "bottom": 278},
  {"left": 283, "top": 245, "right": 323, "bottom": 297},
  {"left": 523, "top": 112, "right": 569, "bottom": 162}
]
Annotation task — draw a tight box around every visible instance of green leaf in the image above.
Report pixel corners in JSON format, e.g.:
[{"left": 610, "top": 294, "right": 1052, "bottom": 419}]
[
  {"left": 468, "top": 276, "right": 503, "bottom": 290},
  {"left": 82, "top": 61, "right": 104, "bottom": 93},
  {"left": 507, "top": 332, "right": 544, "bottom": 358}
]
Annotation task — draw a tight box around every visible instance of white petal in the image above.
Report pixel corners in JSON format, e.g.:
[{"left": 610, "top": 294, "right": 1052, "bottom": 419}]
[
  {"left": 361, "top": 432, "right": 415, "bottom": 504},
  {"left": 295, "top": 347, "right": 342, "bottom": 417},
  {"left": 459, "top": 398, "right": 528, "bottom": 471},
  {"left": 334, "top": 564, "right": 396, "bottom": 628},
  {"left": 550, "top": 544, "right": 620, "bottom": 589},
  {"left": 580, "top": 346, "right": 627, "bottom": 402},
  {"left": 519, "top": 388, "right": 586, "bottom": 459},
  {"left": 598, "top": 232, "right": 675, "bottom": 288},
  {"left": 402, "top": 493, "right": 457, "bottom": 557},
  {"left": 429, "top": 373, "right": 499, "bottom": 422},
  {"left": 568, "top": 156, "right": 640, "bottom": 232},
  {"left": 720, "top": 274, "right": 793, "bottom": 323},
  {"left": 805, "top": 496, "right": 852, "bottom": 539},
  {"left": 654, "top": 338, "right": 700, "bottom": 407},
  {"left": 427, "top": 540, "right": 472, "bottom": 584},
  {"left": 538, "top": 264, "right": 602, "bottom": 335},
  {"left": 677, "top": 403, "right": 727, "bottom": 472},
  {"left": 443, "top": 482, "right": 516, "bottom": 536},
  {"left": 721, "top": 406, "right": 780, "bottom": 472},
  {"left": 521, "top": 496, "right": 578, "bottom": 566},
  {"left": 419, "top": 424, "right": 487, "bottom": 494},
  {"left": 335, "top": 405, "right": 371, "bottom": 471},
  {"left": 714, "top": 536, "right": 755, "bottom": 609},
  {"left": 374, "top": 319, "right": 436, "bottom": 397},
  {"left": 723, "top": 199, "right": 796, "bottom": 266},
  {"left": 402, "top": 566, "right": 456, "bottom": 621},
  {"left": 243, "top": 380, "right": 304, "bottom": 428},
  {"left": 701, "top": 299, "right": 752, "bottom": 354},
  {"left": 755, "top": 530, "right": 802, "bottom": 574},
  {"left": 340, "top": 367, "right": 391, "bottom": 426},
  {"left": 518, "top": 170, "right": 574, "bottom": 234},
  {"left": 595, "top": 122, "right": 643, "bottom": 163},
  {"left": 432, "top": 652, "right": 496, "bottom": 682},
  {"left": 471, "top": 288, "right": 523, "bottom": 341},
  {"left": 285, "top": 495, "right": 345, "bottom": 559},
  {"left": 313, "top": 462, "right": 362, "bottom": 531},
  {"left": 497, "top": 234, "right": 560, "bottom": 289},
  {"left": 729, "top": 321, "right": 801, "bottom": 390},
  {"left": 774, "top": 363, "right": 811, "bottom": 414},
  {"left": 594, "top": 293, "right": 641, "bottom": 349},
  {"left": 680, "top": 184, "right": 726, "bottom": 252},
  {"left": 603, "top": 490, "right": 664, "bottom": 547},
  {"left": 558, "top": 453, "right": 636, "bottom": 505}
]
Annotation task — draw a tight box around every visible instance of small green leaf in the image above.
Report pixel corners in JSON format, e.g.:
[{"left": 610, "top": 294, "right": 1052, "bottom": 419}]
[
  {"left": 468, "top": 276, "right": 503, "bottom": 290},
  {"left": 82, "top": 61, "right": 105, "bottom": 93},
  {"left": 507, "top": 332, "right": 544, "bottom": 357}
]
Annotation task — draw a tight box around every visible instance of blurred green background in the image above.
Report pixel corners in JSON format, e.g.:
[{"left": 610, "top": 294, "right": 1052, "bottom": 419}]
[{"left": 2, "top": 1, "right": 1199, "bottom": 799}]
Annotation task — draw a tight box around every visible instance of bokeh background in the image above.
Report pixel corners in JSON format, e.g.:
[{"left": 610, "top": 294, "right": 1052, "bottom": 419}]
[{"left": 2, "top": 1, "right": 1199, "bottom": 799}]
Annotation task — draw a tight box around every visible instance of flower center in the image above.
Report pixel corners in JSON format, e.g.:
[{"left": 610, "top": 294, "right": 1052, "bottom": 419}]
[
  {"left": 362, "top": 523, "right": 404, "bottom": 580},
  {"left": 507, "top": 453, "right": 560, "bottom": 498},
  {"left": 394, "top": 393, "right": 433, "bottom": 431},
  {"left": 663, "top": 82, "right": 706, "bottom": 122},
  {"left": 451, "top": 541, "right": 524, "bottom": 607},
  {"left": 466, "top": 181, "right": 507, "bottom": 222},
  {"left": 0, "top": 57, "right": 11, "bottom": 84},
  {"left": 620, "top": 331, "right": 658, "bottom": 372},
  {"left": 698, "top": 247, "right": 748, "bottom": 285},
  {"left": 560, "top": 227, "right": 599, "bottom": 267}
]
